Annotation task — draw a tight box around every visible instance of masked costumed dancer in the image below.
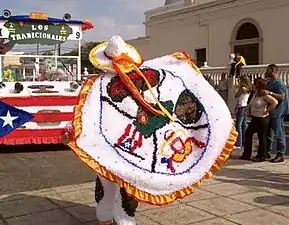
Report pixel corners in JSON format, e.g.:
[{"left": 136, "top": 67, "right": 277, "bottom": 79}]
[{"left": 65, "top": 36, "right": 237, "bottom": 225}]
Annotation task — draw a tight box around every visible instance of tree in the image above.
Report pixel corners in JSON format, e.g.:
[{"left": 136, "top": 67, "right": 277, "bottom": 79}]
[
  {"left": 63, "top": 41, "right": 102, "bottom": 74},
  {"left": 42, "top": 51, "right": 53, "bottom": 56}
]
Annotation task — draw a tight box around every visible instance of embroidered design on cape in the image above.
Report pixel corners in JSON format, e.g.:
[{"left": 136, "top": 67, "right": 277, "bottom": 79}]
[{"left": 99, "top": 68, "right": 210, "bottom": 175}]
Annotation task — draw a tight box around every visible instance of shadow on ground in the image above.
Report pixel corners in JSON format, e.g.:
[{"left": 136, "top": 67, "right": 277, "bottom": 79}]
[
  {"left": 0, "top": 144, "right": 70, "bottom": 153},
  {"left": 0, "top": 145, "right": 96, "bottom": 196},
  {"left": 0, "top": 194, "right": 98, "bottom": 225},
  {"left": 214, "top": 166, "right": 289, "bottom": 206},
  {"left": 254, "top": 195, "right": 289, "bottom": 206}
]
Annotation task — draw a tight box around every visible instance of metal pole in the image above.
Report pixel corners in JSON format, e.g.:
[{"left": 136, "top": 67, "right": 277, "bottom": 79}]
[
  {"left": 0, "top": 55, "right": 2, "bottom": 81},
  {"left": 77, "top": 39, "right": 81, "bottom": 81},
  {"left": 36, "top": 43, "right": 39, "bottom": 55},
  {"left": 54, "top": 44, "right": 58, "bottom": 69},
  {"left": 23, "top": 66, "right": 26, "bottom": 80}
]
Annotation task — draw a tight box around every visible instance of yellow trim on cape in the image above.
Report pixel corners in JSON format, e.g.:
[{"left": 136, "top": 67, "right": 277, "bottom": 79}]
[
  {"left": 171, "top": 52, "right": 201, "bottom": 74},
  {"left": 89, "top": 42, "right": 143, "bottom": 72},
  {"left": 68, "top": 75, "right": 238, "bottom": 206}
]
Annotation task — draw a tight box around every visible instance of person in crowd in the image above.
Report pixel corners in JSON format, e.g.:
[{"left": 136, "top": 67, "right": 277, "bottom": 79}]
[
  {"left": 229, "top": 53, "right": 246, "bottom": 77},
  {"left": 240, "top": 77, "right": 278, "bottom": 161},
  {"left": 265, "top": 64, "right": 289, "bottom": 163},
  {"left": 247, "top": 77, "right": 255, "bottom": 104},
  {"left": 229, "top": 53, "right": 236, "bottom": 77},
  {"left": 204, "top": 74, "right": 215, "bottom": 88},
  {"left": 234, "top": 75, "right": 252, "bottom": 149},
  {"left": 218, "top": 72, "right": 228, "bottom": 102}
]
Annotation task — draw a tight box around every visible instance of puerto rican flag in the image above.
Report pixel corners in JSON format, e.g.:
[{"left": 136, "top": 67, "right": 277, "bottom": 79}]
[
  {"left": 0, "top": 101, "right": 34, "bottom": 137},
  {"left": 0, "top": 96, "right": 77, "bottom": 145}
]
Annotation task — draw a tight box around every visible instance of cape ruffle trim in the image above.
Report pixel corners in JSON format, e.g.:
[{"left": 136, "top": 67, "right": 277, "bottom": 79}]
[{"left": 68, "top": 75, "right": 238, "bottom": 206}]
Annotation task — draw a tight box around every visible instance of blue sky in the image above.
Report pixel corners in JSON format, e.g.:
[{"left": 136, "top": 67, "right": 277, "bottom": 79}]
[{"left": 1, "top": 0, "right": 165, "bottom": 42}]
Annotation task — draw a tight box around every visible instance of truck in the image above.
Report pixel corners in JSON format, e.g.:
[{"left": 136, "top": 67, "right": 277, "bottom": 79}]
[{"left": 0, "top": 10, "right": 93, "bottom": 145}]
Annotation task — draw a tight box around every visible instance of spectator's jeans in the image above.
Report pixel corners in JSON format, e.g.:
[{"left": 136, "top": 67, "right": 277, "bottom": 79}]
[
  {"left": 267, "top": 115, "right": 286, "bottom": 157},
  {"left": 243, "top": 116, "right": 269, "bottom": 159},
  {"left": 235, "top": 107, "right": 247, "bottom": 147}
]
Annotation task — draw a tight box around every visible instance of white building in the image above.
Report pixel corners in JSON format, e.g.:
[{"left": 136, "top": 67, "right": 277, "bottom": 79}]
[
  {"left": 3, "top": 51, "right": 24, "bottom": 66},
  {"left": 128, "top": 0, "right": 289, "bottom": 67}
]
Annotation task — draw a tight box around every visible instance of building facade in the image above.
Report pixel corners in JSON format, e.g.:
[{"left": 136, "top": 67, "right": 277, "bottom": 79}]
[
  {"left": 3, "top": 51, "right": 23, "bottom": 67},
  {"left": 128, "top": 0, "right": 289, "bottom": 67}
]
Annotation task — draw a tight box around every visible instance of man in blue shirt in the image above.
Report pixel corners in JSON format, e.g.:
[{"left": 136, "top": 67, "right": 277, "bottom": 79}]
[{"left": 265, "top": 64, "right": 288, "bottom": 163}]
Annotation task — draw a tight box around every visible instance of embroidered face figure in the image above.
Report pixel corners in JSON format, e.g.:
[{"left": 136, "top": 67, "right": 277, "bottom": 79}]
[{"left": 72, "top": 52, "right": 236, "bottom": 205}]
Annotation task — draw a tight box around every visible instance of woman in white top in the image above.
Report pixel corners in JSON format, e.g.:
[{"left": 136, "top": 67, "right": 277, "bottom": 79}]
[
  {"left": 234, "top": 75, "right": 252, "bottom": 149},
  {"left": 240, "top": 77, "right": 278, "bottom": 161}
]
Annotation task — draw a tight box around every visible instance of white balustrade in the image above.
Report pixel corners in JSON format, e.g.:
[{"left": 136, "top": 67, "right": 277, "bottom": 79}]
[
  {"left": 200, "top": 63, "right": 289, "bottom": 86},
  {"left": 85, "top": 63, "right": 289, "bottom": 112},
  {"left": 200, "top": 63, "right": 289, "bottom": 112}
]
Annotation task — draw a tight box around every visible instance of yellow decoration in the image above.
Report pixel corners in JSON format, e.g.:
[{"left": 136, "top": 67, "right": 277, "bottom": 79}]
[
  {"left": 60, "top": 26, "right": 67, "bottom": 35},
  {"left": 29, "top": 12, "right": 48, "bottom": 20},
  {"left": 173, "top": 141, "right": 192, "bottom": 163},
  {"left": 160, "top": 129, "right": 193, "bottom": 163},
  {"left": 8, "top": 23, "right": 15, "bottom": 33},
  {"left": 171, "top": 52, "right": 201, "bottom": 74},
  {"left": 160, "top": 129, "right": 185, "bottom": 156},
  {"left": 89, "top": 42, "right": 143, "bottom": 73},
  {"left": 3, "top": 69, "right": 15, "bottom": 82}
]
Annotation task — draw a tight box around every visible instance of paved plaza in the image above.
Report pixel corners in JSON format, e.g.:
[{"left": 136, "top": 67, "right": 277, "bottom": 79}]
[{"left": 0, "top": 148, "right": 288, "bottom": 225}]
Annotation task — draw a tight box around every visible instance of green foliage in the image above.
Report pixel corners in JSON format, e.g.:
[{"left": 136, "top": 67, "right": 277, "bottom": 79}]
[
  {"left": 42, "top": 51, "right": 53, "bottom": 55},
  {"left": 63, "top": 41, "right": 102, "bottom": 74}
]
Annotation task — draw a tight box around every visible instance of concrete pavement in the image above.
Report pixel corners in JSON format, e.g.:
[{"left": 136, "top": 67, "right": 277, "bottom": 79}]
[
  {"left": 0, "top": 153, "right": 288, "bottom": 225},
  {"left": 0, "top": 145, "right": 95, "bottom": 196}
]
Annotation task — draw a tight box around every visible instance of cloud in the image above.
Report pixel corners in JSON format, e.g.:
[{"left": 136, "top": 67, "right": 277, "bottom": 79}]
[
  {"left": 83, "top": 16, "right": 143, "bottom": 42},
  {"left": 1, "top": 0, "right": 165, "bottom": 41}
]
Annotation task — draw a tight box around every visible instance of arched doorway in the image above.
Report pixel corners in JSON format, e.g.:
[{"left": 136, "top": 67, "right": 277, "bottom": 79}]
[{"left": 231, "top": 19, "right": 263, "bottom": 65}]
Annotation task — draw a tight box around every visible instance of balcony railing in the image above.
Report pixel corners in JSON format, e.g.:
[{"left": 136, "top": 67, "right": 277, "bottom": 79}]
[
  {"left": 199, "top": 63, "right": 289, "bottom": 112},
  {"left": 86, "top": 63, "right": 289, "bottom": 112},
  {"left": 199, "top": 63, "right": 289, "bottom": 86}
]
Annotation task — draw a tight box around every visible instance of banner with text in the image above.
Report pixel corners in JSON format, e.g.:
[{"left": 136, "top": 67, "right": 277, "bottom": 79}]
[{"left": 0, "top": 20, "right": 82, "bottom": 45}]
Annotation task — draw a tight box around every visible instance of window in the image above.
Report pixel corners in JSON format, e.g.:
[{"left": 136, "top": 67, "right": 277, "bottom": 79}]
[
  {"left": 236, "top": 22, "right": 259, "bottom": 40},
  {"left": 232, "top": 21, "right": 261, "bottom": 65},
  {"left": 234, "top": 43, "right": 259, "bottom": 65},
  {"left": 195, "top": 48, "right": 206, "bottom": 67}
]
